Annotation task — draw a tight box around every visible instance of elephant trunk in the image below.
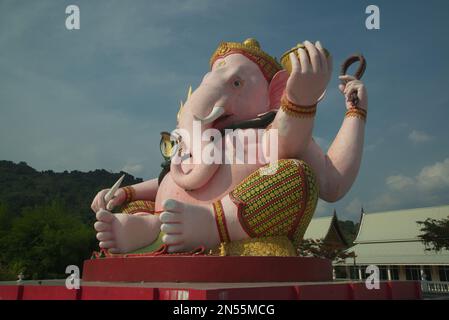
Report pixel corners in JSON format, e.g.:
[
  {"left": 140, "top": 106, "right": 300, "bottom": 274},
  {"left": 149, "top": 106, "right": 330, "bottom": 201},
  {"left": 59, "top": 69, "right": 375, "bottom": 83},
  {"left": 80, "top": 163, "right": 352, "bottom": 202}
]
[{"left": 171, "top": 160, "right": 220, "bottom": 191}]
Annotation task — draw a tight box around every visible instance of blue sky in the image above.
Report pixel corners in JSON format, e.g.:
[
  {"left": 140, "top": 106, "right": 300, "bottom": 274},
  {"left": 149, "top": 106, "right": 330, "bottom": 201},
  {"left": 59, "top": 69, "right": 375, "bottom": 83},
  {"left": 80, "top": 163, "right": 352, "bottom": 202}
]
[{"left": 1, "top": 0, "right": 449, "bottom": 221}]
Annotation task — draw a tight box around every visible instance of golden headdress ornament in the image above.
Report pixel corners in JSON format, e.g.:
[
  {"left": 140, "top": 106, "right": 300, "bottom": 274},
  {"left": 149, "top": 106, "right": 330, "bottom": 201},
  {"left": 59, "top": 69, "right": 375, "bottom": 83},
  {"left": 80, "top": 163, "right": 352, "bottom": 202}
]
[{"left": 210, "top": 38, "right": 283, "bottom": 83}]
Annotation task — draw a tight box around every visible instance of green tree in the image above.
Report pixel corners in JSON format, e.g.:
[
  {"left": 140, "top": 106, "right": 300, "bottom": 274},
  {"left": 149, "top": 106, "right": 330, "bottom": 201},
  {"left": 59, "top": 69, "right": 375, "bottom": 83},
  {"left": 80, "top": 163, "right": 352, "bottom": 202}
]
[
  {"left": 297, "top": 239, "right": 355, "bottom": 263},
  {"left": 418, "top": 217, "right": 449, "bottom": 252},
  {"left": 1, "top": 200, "right": 96, "bottom": 280}
]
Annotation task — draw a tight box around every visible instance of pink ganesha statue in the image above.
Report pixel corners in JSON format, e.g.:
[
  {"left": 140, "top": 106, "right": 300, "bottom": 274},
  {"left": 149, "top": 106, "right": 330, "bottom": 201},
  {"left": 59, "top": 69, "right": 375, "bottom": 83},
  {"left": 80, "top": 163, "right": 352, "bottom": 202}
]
[{"left": 91, "top": 38, "right": 367, "bottom": 257}]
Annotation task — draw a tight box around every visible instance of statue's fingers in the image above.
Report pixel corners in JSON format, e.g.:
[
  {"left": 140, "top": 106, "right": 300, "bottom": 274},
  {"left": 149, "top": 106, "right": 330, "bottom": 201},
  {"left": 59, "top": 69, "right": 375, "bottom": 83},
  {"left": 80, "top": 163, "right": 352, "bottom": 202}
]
[
  {"left": 106, "top": 197, "right": 122, "bottom": 211},
  {"left": 304, "top": 41, "right": 320, "bottom": 73},
  {"left": 96, "top": 209, "right": 114, "bottom": 223},
  {"left": 338, "top": 84, "right": 345, "bottom": 93},
  {"left": 106, "top": 201, "right": 114, "bottom": 211},
  {"left": 159, "top": 211, "right": 183, "bottom": 223},
  {"left": 357, "top": 86, "right": 368, "bottom": 104},
  {"left": 90, "top": 198, "right": 97, "bottom": 213},
  {"left": 96, "top": 232, "right": 114, "bottom": 241},
  {"left": 162, "top": 199, "right": 185, "bottom": 213},
  {"left": 339, "top": 75, "right": 357, "bottom": 83},
  {"left": 92, "top": 197, "right": 102, "bottom": 212},
  {"left": 107, "top": 189, "right": 125, "bottom": 211},
  {"left": 289, "top": 52, "right": 301, "bottom": 74},
  {"left": 343, "top": 83, "right": 355, "bottom": 96},
  {"left": 344, "top": 84, "right": 362, "bottom": 103},
  {"left": 298, "top": 47, "right": 310, "bottom": 73},
  {"left": 162, "top": 234, "right": 183, "bottom": 246},
  {"left": 97, "top": 189, "right": 108, "bottom": 210},
  {"left": 344, "top": 81, "right": 360, "bottom": 95},
  {"left": 161, "top": 223, "right": 183, "bottom": 234},
  {"left": 315, "top": 41, "right": 327, "bottom": 73},
  {"left": 99, "top": 240, "right": 116, "bottom": 249},
  {"left": 94, "top": 221, "right": 111, "bottom": 232}
]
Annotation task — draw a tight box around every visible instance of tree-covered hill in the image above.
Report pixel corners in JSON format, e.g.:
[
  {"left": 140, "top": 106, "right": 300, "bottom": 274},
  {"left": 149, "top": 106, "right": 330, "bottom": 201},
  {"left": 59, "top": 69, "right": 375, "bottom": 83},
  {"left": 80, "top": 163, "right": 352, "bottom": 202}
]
[
  {"left": 0, "top": 160, "right": 142, "bottom": 280},
  {"left": 0, "top": 160, "right": 143, "bottom": 224}
]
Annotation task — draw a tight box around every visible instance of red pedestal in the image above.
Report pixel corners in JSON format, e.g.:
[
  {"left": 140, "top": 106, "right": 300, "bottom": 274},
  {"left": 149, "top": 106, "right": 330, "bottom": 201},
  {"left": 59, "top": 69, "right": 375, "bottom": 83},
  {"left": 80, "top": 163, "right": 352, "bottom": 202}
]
[
  {"left": 82, "top": 256, "right": 333, "bottom": 283},
  {"left": 0, "top": 281, "right": 422, "bottom": 300},
  {"left": 0, "top": 257, "right": 423, "bottom": 300}
]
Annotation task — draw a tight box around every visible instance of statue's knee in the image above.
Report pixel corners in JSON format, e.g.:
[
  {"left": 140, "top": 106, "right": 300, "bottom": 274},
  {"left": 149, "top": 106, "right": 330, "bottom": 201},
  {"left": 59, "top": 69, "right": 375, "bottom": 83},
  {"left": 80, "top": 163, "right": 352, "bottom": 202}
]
[{"left": 230, "top": 159, "right": 319, "bottom": 246}]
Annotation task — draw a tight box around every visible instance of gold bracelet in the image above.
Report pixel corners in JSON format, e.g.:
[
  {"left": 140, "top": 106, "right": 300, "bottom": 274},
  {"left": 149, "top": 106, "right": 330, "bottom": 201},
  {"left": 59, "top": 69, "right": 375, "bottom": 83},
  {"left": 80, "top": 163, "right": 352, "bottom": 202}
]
[
  {"left": 122, "top": 186, "right": 136, "bottom": 203},
  {"left": 345, "top": 107, "right": 367, "bottom": 122},
  {"left": 213, "top": 200, "right": 231, "bottom": 243},
  {"left": 280, "top": 95, "right": 317, "bottom": 118}
]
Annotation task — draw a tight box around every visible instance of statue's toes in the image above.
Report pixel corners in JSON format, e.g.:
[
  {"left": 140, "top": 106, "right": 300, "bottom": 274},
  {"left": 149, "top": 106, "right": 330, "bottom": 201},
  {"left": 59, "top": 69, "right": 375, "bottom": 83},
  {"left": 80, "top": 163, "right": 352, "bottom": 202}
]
[
  {"left": 99, "top": 240, "right": 116, "bottom": 249},
  {"left": 167, "top": 244, "right": 185, "bottom": 253},
  {"left": 162, "top": 234, "right": 185, "bottom": 253},
  {"left": 162, "top": 234, "right": 183, "bottom": 245},
  {"left": 96, "top": 209, "right": 114, "bottom": 222},
  {"left": 159, "top": 211, "right": 183, "bottom": 223},
  {"left": 160, "top": 223, "right": 182, "bottom": 234},
  {"left": 94, "top": 221, "right": 111, "bottom": 232},
  {"left": 96, "top": 231, "right": 114, "bottom": 241}
]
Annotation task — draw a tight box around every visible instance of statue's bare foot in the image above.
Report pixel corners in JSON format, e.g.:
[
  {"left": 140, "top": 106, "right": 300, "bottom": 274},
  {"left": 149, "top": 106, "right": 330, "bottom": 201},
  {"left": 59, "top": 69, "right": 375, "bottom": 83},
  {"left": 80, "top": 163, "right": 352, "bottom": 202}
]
[
  {"left": 159, "top": 199, "right": 220, "bottom": 253},
  {"left": 94, "top": 210, "right": 161, "bottom": 254}
]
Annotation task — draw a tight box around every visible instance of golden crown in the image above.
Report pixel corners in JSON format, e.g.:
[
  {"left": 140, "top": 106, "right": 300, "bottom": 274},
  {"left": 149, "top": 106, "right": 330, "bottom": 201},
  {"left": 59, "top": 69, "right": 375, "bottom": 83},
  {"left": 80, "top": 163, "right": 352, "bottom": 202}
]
[{"left": 210, "top": 38, "right": 283, "bottom": 82}]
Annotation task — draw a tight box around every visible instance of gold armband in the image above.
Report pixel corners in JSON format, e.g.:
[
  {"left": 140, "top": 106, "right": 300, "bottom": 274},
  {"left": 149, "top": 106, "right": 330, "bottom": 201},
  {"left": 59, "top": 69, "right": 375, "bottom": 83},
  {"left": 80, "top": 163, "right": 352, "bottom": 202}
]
[
  {"left": 280, "top": 95, "right": 317, "bottom": 118},
  {"left": 122, "top": 186, "right": 136, "bottom": 203},
  {"left": 213, "top": 200, "right": 231, "bottom": 243},
  {"left": 122, "top": 200, "right": 155, "bottom": 215},
  {"left": 345, "top": 107, "right": 367, "bottom": 122}
]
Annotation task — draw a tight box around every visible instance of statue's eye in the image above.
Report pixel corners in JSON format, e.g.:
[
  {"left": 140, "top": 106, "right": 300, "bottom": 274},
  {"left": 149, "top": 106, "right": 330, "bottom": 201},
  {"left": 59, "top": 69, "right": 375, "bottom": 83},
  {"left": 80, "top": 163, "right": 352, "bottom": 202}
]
[
  {"left": 233, "top": 79, "right": 243, "bottom": 88},
  {"left": 160, "top": 132, "right": 179, "bottom": 160}
]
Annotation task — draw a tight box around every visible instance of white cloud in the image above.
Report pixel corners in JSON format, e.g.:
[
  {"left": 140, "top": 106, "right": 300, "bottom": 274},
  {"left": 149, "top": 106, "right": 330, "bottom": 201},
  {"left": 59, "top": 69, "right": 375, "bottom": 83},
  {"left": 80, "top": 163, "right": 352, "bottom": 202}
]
[
  {"left": 385, "top": 175, "right": 414, "bottom": 191},
  {"left": 368, "top": 157, "right": 449, "bottom": 212},
  {"left": 417, "top": 158, "right": 449, "bottom": 191},
  {"left": 344, "top": 198, "right": 364, "bottom": 220},
  {"left": 121, "top": 163, "right": 144, "bottom": 176},
  {"left": 408, "top": 130, "right": 434, "bottom": 144}
]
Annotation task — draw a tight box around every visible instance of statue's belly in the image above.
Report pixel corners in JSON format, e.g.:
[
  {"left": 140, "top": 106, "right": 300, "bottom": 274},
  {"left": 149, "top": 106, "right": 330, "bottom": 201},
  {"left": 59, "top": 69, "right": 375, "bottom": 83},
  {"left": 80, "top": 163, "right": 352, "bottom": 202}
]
[{"left": 155, "top": 163, "right": 261, "bottom": 211}]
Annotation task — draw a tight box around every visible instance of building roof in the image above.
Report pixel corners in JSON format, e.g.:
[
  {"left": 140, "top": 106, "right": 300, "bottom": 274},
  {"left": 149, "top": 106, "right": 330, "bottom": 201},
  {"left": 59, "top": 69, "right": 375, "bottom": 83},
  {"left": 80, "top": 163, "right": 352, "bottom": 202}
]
[
  {"left": 343, "top": 242, "right": 449, "bottom": 265},
  {"left": 339, "top": 205, "right": 449, "bottom": 265},
  {"left": 303, "top": 216, "right": 334, "bottom": 240},
  {"left": 354, "top": 205, "right": 449, "bottom": 244},
  {"left": 304, "top": 211, "right": 348, "bottom": 246}
]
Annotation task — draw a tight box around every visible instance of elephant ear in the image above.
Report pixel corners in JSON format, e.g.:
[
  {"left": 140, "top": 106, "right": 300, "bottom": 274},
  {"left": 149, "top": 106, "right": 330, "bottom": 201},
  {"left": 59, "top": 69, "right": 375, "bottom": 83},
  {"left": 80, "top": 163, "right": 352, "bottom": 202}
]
[{"left": 268, "top": 70, "right": 289, "bottom": 109}]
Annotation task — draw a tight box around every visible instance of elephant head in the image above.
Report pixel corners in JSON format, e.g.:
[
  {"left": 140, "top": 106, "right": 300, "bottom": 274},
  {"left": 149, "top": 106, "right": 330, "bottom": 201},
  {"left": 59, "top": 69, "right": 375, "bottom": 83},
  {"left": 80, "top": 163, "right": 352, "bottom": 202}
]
[{"left": 170, "top": 38, "right": 289, "bottom": 191}]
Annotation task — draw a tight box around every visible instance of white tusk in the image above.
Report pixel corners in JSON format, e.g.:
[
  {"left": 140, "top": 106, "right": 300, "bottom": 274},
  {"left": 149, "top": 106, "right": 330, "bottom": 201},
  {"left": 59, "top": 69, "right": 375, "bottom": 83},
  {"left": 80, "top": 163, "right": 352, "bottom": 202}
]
[
  {"left": 194, "top": 106, "right": 225, "bottom": 125},
  {"left": 104, "top": 174, "right": 125, "bottom": 203}
]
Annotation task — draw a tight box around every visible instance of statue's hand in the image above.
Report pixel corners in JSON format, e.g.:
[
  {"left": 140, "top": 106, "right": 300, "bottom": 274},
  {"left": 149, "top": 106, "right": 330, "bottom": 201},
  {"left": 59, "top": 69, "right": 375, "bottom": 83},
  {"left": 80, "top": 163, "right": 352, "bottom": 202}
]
[
  {"left": 159, "top": 199, "right": 219, "bottom": 253},
  {"left": 286, "top": 40, "right": 332, "bottom": 106},
  {"left": 91, "top": 188, "right": 126, "bottom": 213},
  {"left": 338, "top": 75, "right": 368, "bottom": 111}
]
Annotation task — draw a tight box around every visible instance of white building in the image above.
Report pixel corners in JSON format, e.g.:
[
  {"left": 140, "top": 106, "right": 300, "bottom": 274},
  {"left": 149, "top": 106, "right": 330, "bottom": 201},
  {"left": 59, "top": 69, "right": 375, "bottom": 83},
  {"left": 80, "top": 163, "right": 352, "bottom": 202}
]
[{"left": 334, "top": 205, "right": 449, "bottom": 282}]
